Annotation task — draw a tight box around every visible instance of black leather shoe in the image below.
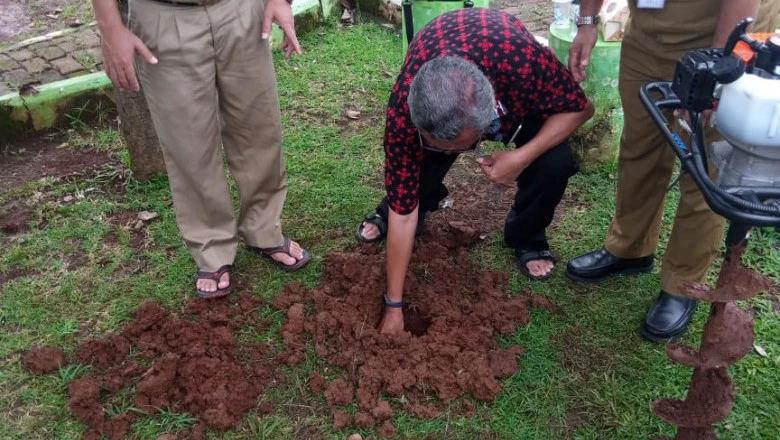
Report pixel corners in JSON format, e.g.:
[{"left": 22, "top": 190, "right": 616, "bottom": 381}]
[
  {"left": 566, "top": 248, "right": 654, "bottom": 282},
  {"left": 640, "top": 291, "right": 698, "bottom": 343}
]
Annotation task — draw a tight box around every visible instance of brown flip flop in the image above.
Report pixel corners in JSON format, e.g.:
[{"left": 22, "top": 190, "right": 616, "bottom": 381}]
[{"left": 251, "top": 235, "right": 312, "bottom": 272}]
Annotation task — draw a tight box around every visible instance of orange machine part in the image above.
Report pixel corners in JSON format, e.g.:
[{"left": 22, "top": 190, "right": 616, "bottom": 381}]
[{"left": 733, "top": 32, "right": 778, "bottom": 62}]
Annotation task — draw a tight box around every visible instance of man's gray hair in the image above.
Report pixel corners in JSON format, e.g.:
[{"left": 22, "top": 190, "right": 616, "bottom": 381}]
[{"left": 407, "top": 56, "right": 495, "bottom": 141}]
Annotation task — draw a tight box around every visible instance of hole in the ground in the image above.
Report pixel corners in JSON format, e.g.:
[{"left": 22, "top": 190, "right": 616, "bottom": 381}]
[{"left": 403, "top": 303, "right": 432, "bottom": 337}]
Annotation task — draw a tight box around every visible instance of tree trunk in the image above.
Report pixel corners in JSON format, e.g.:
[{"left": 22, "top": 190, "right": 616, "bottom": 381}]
[{"left": 114, "top": 0, "right": 166, "bottom": 181}]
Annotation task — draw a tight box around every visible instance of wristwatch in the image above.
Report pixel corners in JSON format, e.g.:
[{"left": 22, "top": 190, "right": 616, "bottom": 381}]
[{"left": 576, "top": 15, "right": 600, "bottom": 27}]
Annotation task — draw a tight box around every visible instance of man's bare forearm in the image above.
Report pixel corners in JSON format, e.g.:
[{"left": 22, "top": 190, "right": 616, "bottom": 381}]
[
  {"left": 578, "top": 0, "right": 605, "bottom": 18},
  {"left": 91, "top": 0, "right": 125, "bottom": 31},
  {"left": 712, "top": 0, "right": 759, "bottom": 47},
  {"left": 386, "top": 208, "right": 418, "bottom": 303}
]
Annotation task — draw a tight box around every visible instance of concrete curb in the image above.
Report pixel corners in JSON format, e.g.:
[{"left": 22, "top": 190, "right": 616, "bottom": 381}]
[{"left": 0, "top": 72, "right": 112, "bottom": 135}]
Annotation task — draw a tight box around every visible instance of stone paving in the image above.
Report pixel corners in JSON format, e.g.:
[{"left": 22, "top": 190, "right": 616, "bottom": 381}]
[
  {"left": 0, "top": 25, "right": 103, "bottom": 96},
  {"left": 0, "top": 2, "right": 552, "bottom": 97}
]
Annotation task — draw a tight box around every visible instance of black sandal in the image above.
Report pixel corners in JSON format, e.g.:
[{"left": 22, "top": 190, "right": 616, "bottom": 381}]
[
  {"left": 516, "top": 249, "right": 558, "bottom": 281},
  {"left": 356, "top": 212, "right": 388, "bottom": 243},
  {"left": 196, "top": 265, "right": 234, "bottom": 299},
  {"left": 356, "top": 211, "right": 429, "bottom": 244}
]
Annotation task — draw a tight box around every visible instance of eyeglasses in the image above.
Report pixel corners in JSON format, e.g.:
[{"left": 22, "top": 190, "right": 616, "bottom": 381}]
[{"left": 418, "top": 131, "right": 483, "bottom": 155}]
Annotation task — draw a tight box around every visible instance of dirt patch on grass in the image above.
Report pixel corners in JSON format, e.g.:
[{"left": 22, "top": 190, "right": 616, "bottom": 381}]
[
  {"left": 0, "top": 200, "right": 32, "bottom": 234},
  {"left": 0, "top": 265, "right": 32, "bottom": 288},
  {"left": 0, "top": 133, "right": 112, "bottom": 196},
  {"left": 24, "top": 293, "right": 279, "bottom": 439},
  {"left": 272, "top": 220, "right": 554, "bottom": 432},
  {"left": 767, "top": 287, "right": 780, "bottom": 315},
  {"left": 552, "top": 327, "right": 617, "bottom": 382},
  {"left": 106, "top": 210, "right": 155, "bottom": 250},
  {"left": 0, "top": 0, "right": 93, "bottom": 42}
]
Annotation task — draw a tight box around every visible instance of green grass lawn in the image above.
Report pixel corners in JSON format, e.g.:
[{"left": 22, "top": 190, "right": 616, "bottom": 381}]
[{"left": 2, "top": 19, "right": 779, "bottom": 440}]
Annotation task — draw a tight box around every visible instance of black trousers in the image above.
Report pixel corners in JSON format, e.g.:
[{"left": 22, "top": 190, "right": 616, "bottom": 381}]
[{"left": 376, "top": 115, "right": 578, "bottom": 252}]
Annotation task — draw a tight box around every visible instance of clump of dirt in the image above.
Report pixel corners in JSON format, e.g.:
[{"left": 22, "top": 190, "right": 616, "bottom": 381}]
[
  {"left": 22, "top": 345, "right": 67, "bottom": 374},
  {"left": 68, "top": 377, "right": 136, "bottom": 440},
  {"left": 309, "top": 371, "right": 326, "bottom": 394},
  {"left": 23, "top": 293, "right": 277, "bottom": 439},
  {"left": 272, "top": 221, "right": 553, "bottom": 430},
  {"left": 378, "top": 421, "right": 398, "bottom": 438},
  {"left": 75, "top": 334, "right": 131, "bottom": 370},
  {"left": 333, "top": 410, "right": 353, "bottom": 431}
]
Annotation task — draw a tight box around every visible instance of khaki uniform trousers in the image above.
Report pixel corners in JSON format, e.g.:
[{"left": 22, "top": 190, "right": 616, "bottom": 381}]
[
  {"left": 605, "top": 0, "right": 771, "bottom": 296},
  {"left": 756, "top": 0, "right": 780, "bottom": 32},
  {"left": 130, "top": 0, "right": 288, "bottom": 271}
]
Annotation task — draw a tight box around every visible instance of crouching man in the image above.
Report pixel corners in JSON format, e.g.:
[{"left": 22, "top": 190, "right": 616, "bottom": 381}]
[{"left": 356, "top": 8, "right": 594, "bottom": 333}]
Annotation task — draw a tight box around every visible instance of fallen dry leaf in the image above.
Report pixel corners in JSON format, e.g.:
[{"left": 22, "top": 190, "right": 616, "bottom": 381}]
[{"left": 754, "top": 344, "right": 768, "bottom": 357}]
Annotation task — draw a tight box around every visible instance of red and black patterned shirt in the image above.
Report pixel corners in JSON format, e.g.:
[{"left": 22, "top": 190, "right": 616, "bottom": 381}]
[{"left": 384, "top": 8, "right": 588, "bottom": 215}]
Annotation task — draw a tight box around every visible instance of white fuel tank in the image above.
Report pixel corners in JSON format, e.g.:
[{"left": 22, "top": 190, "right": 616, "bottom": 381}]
[{"left": 714, "top": 74, "right": 780, "bottom": 155}]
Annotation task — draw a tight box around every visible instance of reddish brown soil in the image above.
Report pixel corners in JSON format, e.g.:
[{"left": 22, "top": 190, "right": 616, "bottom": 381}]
[
  {"left": 309, "top": 371, "right": 326, "bottom": 395},
  {"left": 379, "top": 420, "right": 398, "bottom": 438},
  {"left": 24, "top": 293, "right": 278, "bottom": 439},
  {"left": 272, "top": 221, "right": 553, "bottom": 431},
  {"left": 22, "top": 345, "right": 66, "bottom": 374},
  {"left": 332, "top": 410, "right": 353, "bottom": 431}
]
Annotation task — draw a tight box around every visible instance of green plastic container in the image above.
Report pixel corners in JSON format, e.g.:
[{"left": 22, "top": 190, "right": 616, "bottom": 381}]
[
  {"left": 401, "top": 0, "right": 490, "bottom": 48},
  {"left": 548, "top": 25, "right": 623, "bottom": 166}
]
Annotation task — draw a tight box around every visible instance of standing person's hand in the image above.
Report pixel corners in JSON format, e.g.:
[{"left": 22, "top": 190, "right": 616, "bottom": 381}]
[
  {"left": 100, "top": 24, "right": 157, "bottom": 91},
  {"left": 568, "top": 25, "right": 598, "bottom": 83},
  {"left": 261, "top": 0, "right": 303, "bottom": 58}
]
